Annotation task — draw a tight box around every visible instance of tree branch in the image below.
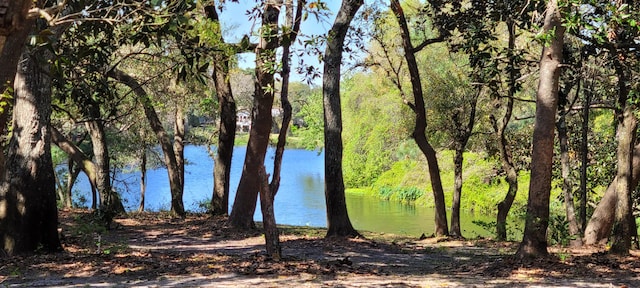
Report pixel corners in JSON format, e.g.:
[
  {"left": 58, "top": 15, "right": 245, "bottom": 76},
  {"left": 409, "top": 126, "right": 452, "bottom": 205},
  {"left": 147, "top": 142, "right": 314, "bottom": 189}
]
[{"left": 412, "top": 35, "right": 445, "bottom": 53}]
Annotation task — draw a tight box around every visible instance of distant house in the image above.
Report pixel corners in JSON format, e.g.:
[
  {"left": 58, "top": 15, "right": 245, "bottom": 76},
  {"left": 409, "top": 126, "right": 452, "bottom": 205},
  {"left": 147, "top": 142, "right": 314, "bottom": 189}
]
[
  {"left": 236, "top": 108, "right": 283, "bottom": 133},
  {"left": 236, "top": 110, "right": 251, "bottom": 132},
  {"left": 271, "top": 108, "right": 282, "bottom": 117}
]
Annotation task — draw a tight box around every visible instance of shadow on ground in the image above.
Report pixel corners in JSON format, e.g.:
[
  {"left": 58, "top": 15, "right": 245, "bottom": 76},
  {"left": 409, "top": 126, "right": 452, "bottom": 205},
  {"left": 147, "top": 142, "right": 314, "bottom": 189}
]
[{"left": 0, "top": 210, "right": 638, "bottom": 287}]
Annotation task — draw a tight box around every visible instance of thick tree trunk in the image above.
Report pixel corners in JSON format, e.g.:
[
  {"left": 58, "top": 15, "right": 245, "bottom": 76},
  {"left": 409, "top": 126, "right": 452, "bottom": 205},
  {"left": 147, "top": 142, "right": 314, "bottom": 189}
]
[
  {"left": 0, "top": 46, "right": 61, "bottom": 256},
  {"left": 609, "top": 106, "right": 636, "bottom": 255},
  {"left": 584, "top": 143, "right": 640, "bottom": 245},
  {"left": 516, "top": 0, "right": 564, "bottom": 259},
  {"left": 0, "top": 0, "right": 34, "bottom": 181},
  {"left": 107, "top": 68, "right": 185, "bottom": 217},
  {"left": 139, "top": 148, "right": 147, "bottom": 212},
  {"left": 85, "top": 120, "right": 124, "bottom": 215},
  {"left": 322, "top": 0, "right": 362, "bottom": 238},
  {"left": 557, "top": 115, "right": 582, "bottom": 247},
  {"left": 391, "top": 0, "right": 448, "bottom": 236},
  {"left": 229, "top": 1, "right": 282, "bottom": 229}
]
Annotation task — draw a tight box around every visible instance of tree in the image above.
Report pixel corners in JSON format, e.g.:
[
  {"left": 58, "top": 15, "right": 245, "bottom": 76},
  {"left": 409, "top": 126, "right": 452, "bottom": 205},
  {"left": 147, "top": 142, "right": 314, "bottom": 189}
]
[
  {"left": 108, "top": 68, "right": 186, "bottom": 217},
  {"left": 607, "top": 0, "right": 638, "bottom": 255},
  {"left": 270, "top": 0, "right": 304, "bottom": 200},
  {"left": 390, "top": 0, "right": 448, "bottom": 236},
  {"left": 516, "top": 0, "right": 565, "bottom": 259},
  {"left": 204, "top": 4, "right": 237, "bottom": 216},
  {"left": 229, "top": 1, "right": 284, "bottom": 229},
  {"left": 50, "top": 126, "right": 100, "bottom": 208},
  {"left": 0, "top": 0, "right": 36, "bottom": 180},
  {"left": 584, "top": 143, "right": 640, "bottom": 245},
  {"left": 51, "top": 12, "right": 129, "bottom": 216},
  {"left": 563, "top": 0, "right": 640, "bottom": 250},
  {"left": 447, "top": 87, "right": 480, "bottom": 238},
  {"left": 322, "top": 0, "right": 363, "bottom": 238},
  {"left": 0, "top": 32, "right": 61, "bottom": 256}
]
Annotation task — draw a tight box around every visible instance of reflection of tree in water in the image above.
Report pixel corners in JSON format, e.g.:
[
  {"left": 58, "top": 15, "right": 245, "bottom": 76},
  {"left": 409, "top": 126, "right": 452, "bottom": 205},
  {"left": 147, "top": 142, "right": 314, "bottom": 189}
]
[
  {"left": 302, "top": 174, "right": 323, "bottom": 191},
  {"left": 300, "top": 174, "right": 325, "bottom": 210}
]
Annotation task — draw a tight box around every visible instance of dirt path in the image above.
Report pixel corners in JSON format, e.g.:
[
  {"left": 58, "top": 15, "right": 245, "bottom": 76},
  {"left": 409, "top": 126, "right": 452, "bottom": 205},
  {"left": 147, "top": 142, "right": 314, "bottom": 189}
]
[{"left": 1, "top": 211, "right": 638, "bottom": 287}]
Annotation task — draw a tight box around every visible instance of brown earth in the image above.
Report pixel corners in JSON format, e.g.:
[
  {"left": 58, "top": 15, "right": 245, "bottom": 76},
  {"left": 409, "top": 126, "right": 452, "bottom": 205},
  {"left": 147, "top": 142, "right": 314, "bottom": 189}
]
[{"left": 0, "top": 209, "right": 639, "bottom": 287}]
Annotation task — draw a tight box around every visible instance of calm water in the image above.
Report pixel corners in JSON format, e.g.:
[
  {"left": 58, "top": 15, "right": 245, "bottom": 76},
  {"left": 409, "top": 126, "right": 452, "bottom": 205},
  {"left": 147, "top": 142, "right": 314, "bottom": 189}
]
[{"left": 73, "top": 145, "right": 491, "bottom": 237}]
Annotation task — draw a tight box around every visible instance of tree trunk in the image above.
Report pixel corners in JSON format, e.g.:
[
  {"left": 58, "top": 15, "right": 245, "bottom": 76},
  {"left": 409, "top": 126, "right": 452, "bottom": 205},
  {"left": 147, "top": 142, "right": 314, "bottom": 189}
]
[
  {"left": 516, "top": 0, "right": 564, "bottom": 259},
  {"left": 0, "top": 45, "right": 61, "bottom": 256},
  {"left": 391, "top": 0, "right": 448, "bottom": 236},
  {"left": 174, "top": 105, "right": 185, "bottom": 189},
  {"left": 139, "top": 148, "right": 147, "bottom": 212},
  {"left": 270, "top": 0, "right": 303, "bottom": 198},
  {"left": 107, "top": 68, "right": 185, "bottom": 217},
  {"left": 557, "top": 115, "right": 582, "bottom": 247},
  {"left": 85, "top": 120, "right": 125, "bottom": 215},
  {"left": 229, "top": 1, "right": 283, "bottom": 229},
  {"left": 322, "top": 0, "right": 362, "bottom": 238},
  {"left": 609, "top": 97, "right": 636, "bottom": 254},
  {"left": 494, "top": 20, "right": 519, "bottom": 241},
  {"left": 0, "top": 0, "right": 34, "bottom": 181},
  {"left": 449, "top": 89, "right": 478, "bottom": 238},
  {"left": 50, "top": 126, "right": 101, "bottom": 207},
  {"left": 205, "top": 4, "right": 237, "bottom": 216},
  {"left": 451, "top": 147, "right": 463, "bottom": 237},
  {"left": 258, "top": 165, "right": 281, "bottom": 260},
  {"left": 579, "top": 81, "right": 591, "bottom": 231},
  {"left": 583, "top": 143, "right": 640, "bottom": 245},
  {"left": 65, "top": 160, "right": 80, "bottom": 208}
]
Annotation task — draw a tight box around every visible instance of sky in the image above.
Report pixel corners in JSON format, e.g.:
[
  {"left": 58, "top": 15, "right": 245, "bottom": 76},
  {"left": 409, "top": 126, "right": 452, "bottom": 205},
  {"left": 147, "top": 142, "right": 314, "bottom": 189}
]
[{"left": 217, "top": 0, "right": 345, "bottom": 85}]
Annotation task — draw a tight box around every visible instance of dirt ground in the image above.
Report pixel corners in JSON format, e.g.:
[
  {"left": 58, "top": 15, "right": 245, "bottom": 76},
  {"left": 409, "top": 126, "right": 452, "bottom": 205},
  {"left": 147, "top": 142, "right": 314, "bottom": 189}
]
[{"left": 1, "top": 209, "right": 639, "bottom": 287}]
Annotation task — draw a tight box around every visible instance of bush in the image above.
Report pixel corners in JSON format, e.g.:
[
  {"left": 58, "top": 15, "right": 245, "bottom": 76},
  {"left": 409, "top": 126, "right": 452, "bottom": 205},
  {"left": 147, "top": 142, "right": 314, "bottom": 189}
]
[{"left": 376, "top": 186, "right": 423, "bottom": 203}]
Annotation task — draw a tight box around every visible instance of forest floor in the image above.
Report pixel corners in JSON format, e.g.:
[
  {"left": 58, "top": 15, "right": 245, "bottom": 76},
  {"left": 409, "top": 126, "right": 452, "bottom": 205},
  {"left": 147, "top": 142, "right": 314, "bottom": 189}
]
[{"left": 1, "top": 209, "right": 639, "bottom": 287}]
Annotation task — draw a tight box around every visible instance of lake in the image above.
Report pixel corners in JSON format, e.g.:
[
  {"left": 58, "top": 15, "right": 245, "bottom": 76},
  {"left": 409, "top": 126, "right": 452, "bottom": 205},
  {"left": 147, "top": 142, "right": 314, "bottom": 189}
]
[{"left": 73, "top": 145, "right": 492, "bottom": 237}]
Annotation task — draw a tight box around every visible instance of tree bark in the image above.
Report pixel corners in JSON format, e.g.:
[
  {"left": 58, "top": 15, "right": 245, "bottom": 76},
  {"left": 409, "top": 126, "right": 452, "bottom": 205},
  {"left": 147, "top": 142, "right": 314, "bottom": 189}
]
[
  {"left": 516, "top": 0, "right": 564, "bottom": 259},
  {"left": 322, "top": 0, "right": 362, "bottom": 238},
  {"left": 229, "top": 1, "right": 283, "bottom": 229},
  {"left": 0, "top": 0, "right": 34, "bottom": 181},
  {"left": 609, "top": 108, "right": 636, "bottom": 254},
  {"left": 107, "top": 68, "right": 185, "bottom": 217},
  {"left": 579, "top": 81, "right": 591, "bottom": 231},
  {"left": 583, "top": 143, "right": 640, "bottom": 245},
  {"left": 451, "top": 148, "right": 463, "bottom": 237},
  {"left": 557, "top": 114, "right": 582, "bottom": 247},
  {"left": 609, "top": 47, "right": 636, "bottom": 253},
  {"left": 205, "top": 5, "right": 237, "bottom": 216},
  {"left": 85, "top": 120, "right": 125, "bottom": 215},
  {"left": 391, "top": 0, "right": 448, "bottom": 236},
  {"left": 258, "top": 165, "right": 281, "bottom": 260},
  {"left": 0, "top": 44, "right": 61, "bottom": 256},
  {"left": 174, "top": 105, "right": 185, "bottom": 189}
]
